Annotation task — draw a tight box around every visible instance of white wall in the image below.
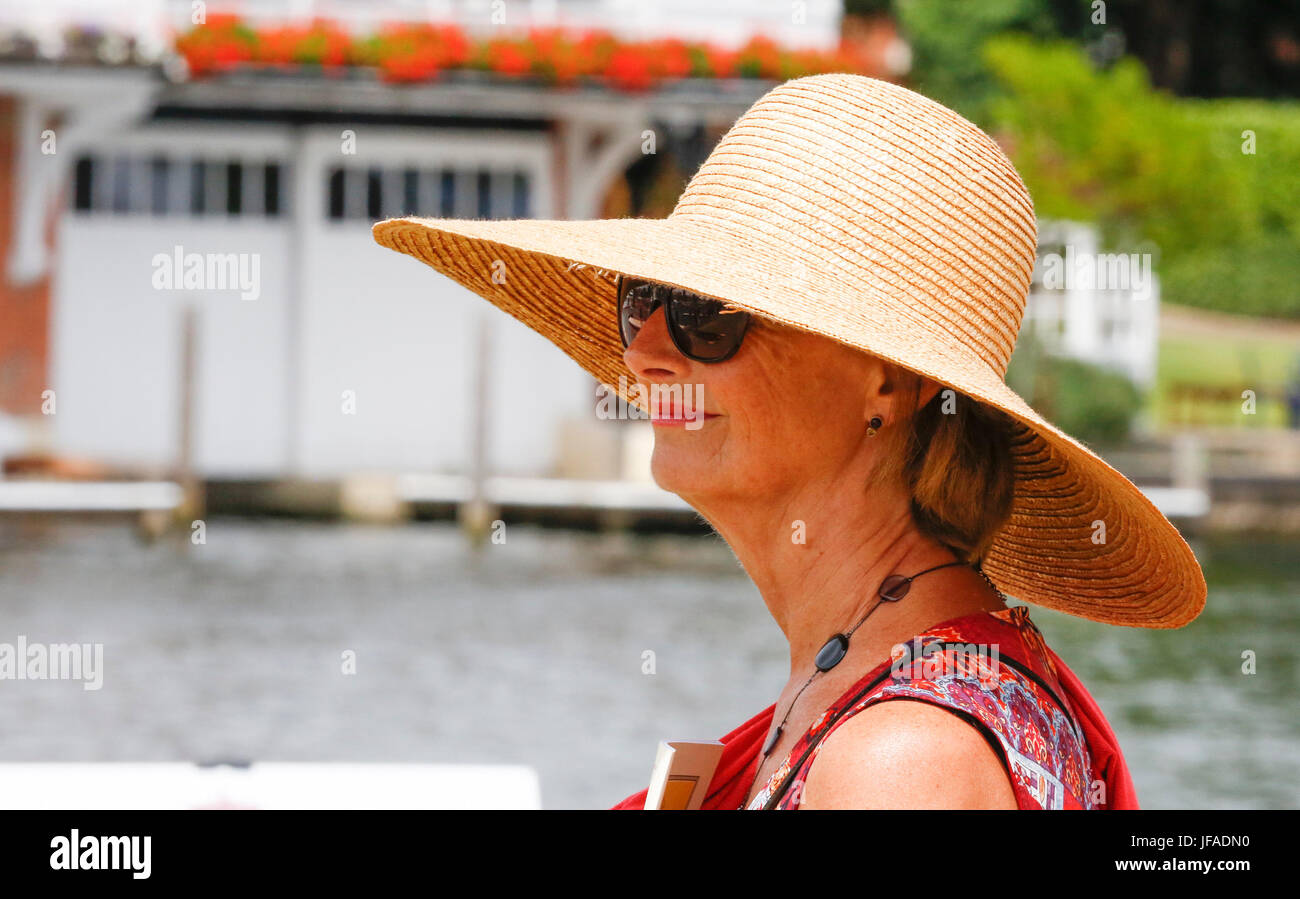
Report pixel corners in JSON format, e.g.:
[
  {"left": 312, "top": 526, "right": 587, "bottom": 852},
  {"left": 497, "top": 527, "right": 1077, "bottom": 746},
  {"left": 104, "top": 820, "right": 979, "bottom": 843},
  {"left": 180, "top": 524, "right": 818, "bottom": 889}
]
[
  {"left": 294, "top": 127, "right": 590, "bottom": 478},
  {"left": 53, "top": 218, "right": 294, "bottom": 476},
  {"left": 51, "top": 122, "right": 594, "bottom": 479},
  {"left": 52, "top": 126, "right": 296, "bottom": 476},
  {"left": 295, "top": 224, "right": 595, "bottom": 479}
]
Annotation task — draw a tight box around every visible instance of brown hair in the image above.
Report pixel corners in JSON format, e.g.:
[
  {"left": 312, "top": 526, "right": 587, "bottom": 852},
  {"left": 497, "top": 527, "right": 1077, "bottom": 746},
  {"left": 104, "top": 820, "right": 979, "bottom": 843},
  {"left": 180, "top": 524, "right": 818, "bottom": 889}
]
[{"left": 875, "top": 363, "right": 1018, "bottom": 564}]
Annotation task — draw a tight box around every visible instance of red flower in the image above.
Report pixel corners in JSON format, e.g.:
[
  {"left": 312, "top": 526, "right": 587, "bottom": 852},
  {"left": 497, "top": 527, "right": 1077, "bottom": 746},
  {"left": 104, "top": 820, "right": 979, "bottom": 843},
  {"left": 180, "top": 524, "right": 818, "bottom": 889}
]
[
  {"left": 359, "top": 22, "right": 468, "bottom": 81},
  {"left": 485, "top": 39, "right": 531, "bottom": 77},
  {"left": 439, "top": 26, "right": 471, "bottom": 67},
  {"left": 173, "top": 15, "right": 256, "bottom": 75},
  {"left": 544, "top": 47, "right": 583, "bottom": 85},
  {"left": 652, "top": 38, "right": 693, "bottom": 81},
  {"left": 524, "top": 27, "right": 583, "bottom": 85},
  {"left": 526, "top": 26, "right": 565, "bottom": 59},
  {"left": 697, "top": 43, "right": 736, "bottom": 78},
  {"left": 605, "top": 45, "right": 655, "bottom": 92},
  {"left": 379, "top": 53, "right": 440, "bottom": 83},
  {"left": 172, "top": 15, "right": 862, "bottom": 89},
  {"left": 736, "top": 34, "right": 784, "bottom": 79},
  {"left": 831, "top": 42, "right": 872, "bottom": 76},
  {"left": 575, "top": 29, "right": 618, "bottom": 74}
]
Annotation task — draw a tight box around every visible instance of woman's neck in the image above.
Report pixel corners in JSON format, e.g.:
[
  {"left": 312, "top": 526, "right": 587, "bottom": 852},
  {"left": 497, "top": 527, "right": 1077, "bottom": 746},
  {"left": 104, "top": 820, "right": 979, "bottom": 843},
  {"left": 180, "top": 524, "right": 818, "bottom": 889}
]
[{"left": 694, "top": 473, "right": 1003, "bottom": 679}]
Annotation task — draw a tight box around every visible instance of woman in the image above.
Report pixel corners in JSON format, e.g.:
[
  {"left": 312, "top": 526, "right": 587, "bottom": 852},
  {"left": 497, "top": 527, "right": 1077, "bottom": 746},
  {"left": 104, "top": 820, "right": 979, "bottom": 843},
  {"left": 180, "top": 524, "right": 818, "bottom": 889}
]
[{"left": 374, "top": 74, "right": 1206, "bottom": 809}]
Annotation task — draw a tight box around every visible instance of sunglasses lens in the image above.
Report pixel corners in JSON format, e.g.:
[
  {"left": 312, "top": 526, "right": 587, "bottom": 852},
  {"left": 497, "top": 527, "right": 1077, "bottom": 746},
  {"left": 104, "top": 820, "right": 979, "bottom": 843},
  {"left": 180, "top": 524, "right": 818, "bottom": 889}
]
[
  {"left": 619, "top": 279, "right": 659, "bottom": 348},
  {"left": 618, "top": 278, "right": 750, "bottom": 362},
  {"left": 666, "top": 288, "right": 750, "bottom": 362}
]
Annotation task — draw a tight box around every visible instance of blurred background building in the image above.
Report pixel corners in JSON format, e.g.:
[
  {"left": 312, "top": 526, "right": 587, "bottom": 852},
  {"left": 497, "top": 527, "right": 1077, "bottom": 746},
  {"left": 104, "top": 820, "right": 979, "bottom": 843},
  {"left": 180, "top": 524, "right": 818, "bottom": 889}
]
[
  {"left": 1, "top": 1, "right": 859, "bottom": 485},
  {"left": 1, "top": 0, "right": 1295, "bottom": 521}
]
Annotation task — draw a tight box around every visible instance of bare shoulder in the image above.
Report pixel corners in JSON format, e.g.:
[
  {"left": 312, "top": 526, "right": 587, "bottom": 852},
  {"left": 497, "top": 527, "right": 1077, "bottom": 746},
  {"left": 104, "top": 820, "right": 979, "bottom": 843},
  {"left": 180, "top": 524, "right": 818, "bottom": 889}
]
[{"left": 798, "top": 699, "right": 1018, "bottom": 809}]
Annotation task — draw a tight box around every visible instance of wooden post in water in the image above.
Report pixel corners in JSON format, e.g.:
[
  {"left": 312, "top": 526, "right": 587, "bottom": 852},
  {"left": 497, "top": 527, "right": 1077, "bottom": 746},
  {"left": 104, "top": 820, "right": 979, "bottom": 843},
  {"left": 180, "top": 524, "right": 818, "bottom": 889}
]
[
  {"left": 176, "top": 303, "right": 204, "bottom": 533},
  {"left": 138, "top": 304, "right": 201, "bottom": 540},
  {"left": 459, "top": 312, "right": 498, "bottom": 546}
]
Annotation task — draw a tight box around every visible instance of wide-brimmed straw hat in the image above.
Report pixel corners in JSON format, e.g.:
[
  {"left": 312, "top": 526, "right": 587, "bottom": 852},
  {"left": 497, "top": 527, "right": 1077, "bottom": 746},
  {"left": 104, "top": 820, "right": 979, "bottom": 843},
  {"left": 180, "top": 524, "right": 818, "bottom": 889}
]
[{"left": 373, "top": 73, "right": 1206, "bottom": 628}]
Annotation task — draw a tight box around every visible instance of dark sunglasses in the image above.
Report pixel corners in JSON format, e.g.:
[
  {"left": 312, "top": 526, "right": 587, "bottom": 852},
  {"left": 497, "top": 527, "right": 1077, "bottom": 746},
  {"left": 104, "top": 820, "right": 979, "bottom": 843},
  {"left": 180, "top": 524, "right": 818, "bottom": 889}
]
[{"left": 617, "top": 276, "right": 752, "bottom": 363}]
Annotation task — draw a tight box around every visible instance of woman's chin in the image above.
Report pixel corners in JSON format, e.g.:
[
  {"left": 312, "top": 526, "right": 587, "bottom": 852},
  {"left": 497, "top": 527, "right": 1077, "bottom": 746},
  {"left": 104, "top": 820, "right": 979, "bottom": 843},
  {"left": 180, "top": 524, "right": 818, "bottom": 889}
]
[{"left": 649, "top": 448, "right": 711, "bottom": 500}]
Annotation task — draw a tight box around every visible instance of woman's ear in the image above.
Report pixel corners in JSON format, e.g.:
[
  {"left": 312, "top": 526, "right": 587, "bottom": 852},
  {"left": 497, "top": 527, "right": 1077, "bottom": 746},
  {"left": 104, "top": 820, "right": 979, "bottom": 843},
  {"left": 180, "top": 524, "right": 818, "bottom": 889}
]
[
  {"left": 917, "top": 377, "right": 943, "bottom": 411},
  {"left": 864, "top": 358, "right": 898, "bottom": 425},
  {"left": 870, "top": 363, "right": 941, "bottom": 425}
]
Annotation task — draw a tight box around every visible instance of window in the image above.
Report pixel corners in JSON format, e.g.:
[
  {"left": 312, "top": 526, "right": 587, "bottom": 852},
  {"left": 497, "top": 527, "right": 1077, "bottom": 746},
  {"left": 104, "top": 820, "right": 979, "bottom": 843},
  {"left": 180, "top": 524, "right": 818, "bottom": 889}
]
[
  {"left": 225, "top": 162, "right": 243, "bottom": 215},
  {"left": 70, "top": 153, "right": 287, "bottom": 219},
  {"left": 476, "top": 170, "right": 492, "bottom": 218},
  {"left": 264, "top": 164, "right": 282, "bottom": 216},
  {"left": 72, "top": 158, "right": 94, "bottom": 211},
  {"left": 149, "top": 157, "right": 168, "bottom": 215},
  {"left": 190, "top": 160, "right": 207, "bottom": 215},
  {"left": 512, "top": 172, "right": 529, "bottom": 218},
  {"left": 110, "top": 157, "right": 131, "bottom": 213},
  {"left": 402, "top": 169, "right": 419, "bottom": 215},
  {"left": 366, "top": 168, "right": 383, "bottom": 220},
  {"left": 439, "top": 170, "right": 455, "bottom": 217},
  {"left": 322, "top": 164, "right": 534, "bottom": 222},
  {"left": 327, "top": 167, "right": 346, "bottom": 220}
]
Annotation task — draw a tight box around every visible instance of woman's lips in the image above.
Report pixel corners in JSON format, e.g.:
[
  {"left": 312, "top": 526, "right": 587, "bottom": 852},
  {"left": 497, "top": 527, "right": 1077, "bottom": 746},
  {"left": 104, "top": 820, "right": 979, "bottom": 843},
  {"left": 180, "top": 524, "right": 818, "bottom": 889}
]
[{"left": 645, "top": 388, "right": 715, "bottom": 427}]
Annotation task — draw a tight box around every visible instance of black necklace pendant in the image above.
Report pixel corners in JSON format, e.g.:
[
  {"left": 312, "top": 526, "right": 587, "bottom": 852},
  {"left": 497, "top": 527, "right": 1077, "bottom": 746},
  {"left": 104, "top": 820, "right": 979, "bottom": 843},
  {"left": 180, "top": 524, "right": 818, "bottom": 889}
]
[
  {"left": 879, "top": 574, "right": 913, "bottom": 602},
  {"left": 759, "top": 562, "right": 971, "bottom": 792},
  {"left": 762, "top": 724, "right": 784, "bottom": 757},
  {"left": 815, "top": 633, "right": 849, "bottom": 671}
]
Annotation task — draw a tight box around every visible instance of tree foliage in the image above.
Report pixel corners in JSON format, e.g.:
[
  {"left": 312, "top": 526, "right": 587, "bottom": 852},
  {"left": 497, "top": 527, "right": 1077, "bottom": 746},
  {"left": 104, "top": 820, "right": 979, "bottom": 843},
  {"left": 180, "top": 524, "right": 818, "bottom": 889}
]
[{"left": 984, "top": 37, "right": 1300, "bottom": 317}]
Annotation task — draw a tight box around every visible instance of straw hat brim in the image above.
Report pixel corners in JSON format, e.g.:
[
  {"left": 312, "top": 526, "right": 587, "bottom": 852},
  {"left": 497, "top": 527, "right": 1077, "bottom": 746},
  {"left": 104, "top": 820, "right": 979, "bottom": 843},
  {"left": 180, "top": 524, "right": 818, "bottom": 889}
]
[{"left": 373, "top": 214, "right": 1207, "bottom": 629}]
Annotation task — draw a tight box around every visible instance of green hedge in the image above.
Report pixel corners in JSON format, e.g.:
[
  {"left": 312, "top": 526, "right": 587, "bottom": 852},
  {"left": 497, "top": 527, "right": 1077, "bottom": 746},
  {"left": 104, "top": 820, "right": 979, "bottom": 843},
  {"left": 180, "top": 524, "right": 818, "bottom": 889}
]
[
  {"left": 983, "top": 37, "right": 1300, "bottom": 319},
  {"left": 1005, "top": 329, "right": 1144, "bottom": 446},
  {"left": 892, "top": 0, "right": 1060, "bottom": 122},
  {"left": 1161, "top": 236, "right": 1300, "bottom": 320}
]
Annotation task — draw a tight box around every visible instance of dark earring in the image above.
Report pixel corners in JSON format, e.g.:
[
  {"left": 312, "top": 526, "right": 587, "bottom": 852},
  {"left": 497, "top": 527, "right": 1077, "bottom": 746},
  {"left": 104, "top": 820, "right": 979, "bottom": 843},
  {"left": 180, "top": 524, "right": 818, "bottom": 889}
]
[{"left": 866, "top": 415, "right": 883, "bottom": 437}]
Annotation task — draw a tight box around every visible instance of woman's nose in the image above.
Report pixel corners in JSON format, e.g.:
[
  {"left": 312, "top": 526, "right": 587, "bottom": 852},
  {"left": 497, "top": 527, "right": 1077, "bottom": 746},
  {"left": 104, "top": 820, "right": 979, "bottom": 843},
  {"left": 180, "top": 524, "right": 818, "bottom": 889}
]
[{"left": 623, "top": 304, "right": 687, "bottom": 378}]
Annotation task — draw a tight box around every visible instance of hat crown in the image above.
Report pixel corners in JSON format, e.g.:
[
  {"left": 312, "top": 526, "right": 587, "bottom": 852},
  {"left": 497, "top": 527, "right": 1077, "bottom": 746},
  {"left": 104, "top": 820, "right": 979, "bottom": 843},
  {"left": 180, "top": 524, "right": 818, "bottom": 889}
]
[{"left": 669, "top": 74, "right": 1037, "bottom": 378}]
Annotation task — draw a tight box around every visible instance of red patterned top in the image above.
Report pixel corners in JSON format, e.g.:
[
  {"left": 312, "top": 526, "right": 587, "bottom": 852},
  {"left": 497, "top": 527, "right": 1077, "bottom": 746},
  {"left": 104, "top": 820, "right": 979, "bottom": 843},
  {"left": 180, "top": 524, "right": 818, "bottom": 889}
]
[{"left": 743, "top": 607, "right": 1101, "bottom": 810}]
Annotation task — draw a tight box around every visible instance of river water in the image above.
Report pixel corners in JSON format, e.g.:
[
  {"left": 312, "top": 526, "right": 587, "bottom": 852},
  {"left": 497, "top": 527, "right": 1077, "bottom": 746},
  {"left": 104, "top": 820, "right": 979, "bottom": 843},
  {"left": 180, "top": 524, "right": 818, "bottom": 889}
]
[{"left": 0, "top": 518, "right": 1295, "bottom": 809}]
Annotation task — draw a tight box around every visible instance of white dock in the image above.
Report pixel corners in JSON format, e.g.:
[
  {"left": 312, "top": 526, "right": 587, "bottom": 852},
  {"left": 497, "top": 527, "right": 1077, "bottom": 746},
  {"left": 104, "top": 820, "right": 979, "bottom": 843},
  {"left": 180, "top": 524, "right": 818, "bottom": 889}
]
[
  {"left": 1136, "top": 485, "right": 1211, "bottom": 519},
  {"left": 397, "top": 472, "right": 691, "bottom": 512},
  {"left": 0, "top": 475, "right": 1209, "bottom": 522},
  {"left": 400, "top": 472, "right": 1207, "bottom": 520},
  {"left": 0, "top": 480, "right": 183, "bottom": 511}
]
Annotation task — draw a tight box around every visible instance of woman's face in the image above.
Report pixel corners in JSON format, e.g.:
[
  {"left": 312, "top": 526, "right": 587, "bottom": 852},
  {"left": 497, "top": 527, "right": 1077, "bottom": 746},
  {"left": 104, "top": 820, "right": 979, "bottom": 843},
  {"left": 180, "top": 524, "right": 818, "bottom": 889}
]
[{"left": 622, "top": 301, "right": 899, "bottom": 507}]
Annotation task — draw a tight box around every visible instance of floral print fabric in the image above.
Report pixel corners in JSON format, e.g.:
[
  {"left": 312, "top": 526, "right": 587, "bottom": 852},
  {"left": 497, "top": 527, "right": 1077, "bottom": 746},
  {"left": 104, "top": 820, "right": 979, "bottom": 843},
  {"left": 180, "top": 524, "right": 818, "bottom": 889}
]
[{"left": 744, "top": 607, "right": 1099, "bottom": 809}]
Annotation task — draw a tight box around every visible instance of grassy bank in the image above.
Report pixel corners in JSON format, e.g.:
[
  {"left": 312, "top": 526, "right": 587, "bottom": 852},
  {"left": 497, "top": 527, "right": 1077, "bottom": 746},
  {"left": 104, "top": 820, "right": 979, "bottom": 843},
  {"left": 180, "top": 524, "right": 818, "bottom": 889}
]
[{"left": 1153, "top": 306, "right": 1300, "bottom": 428}]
